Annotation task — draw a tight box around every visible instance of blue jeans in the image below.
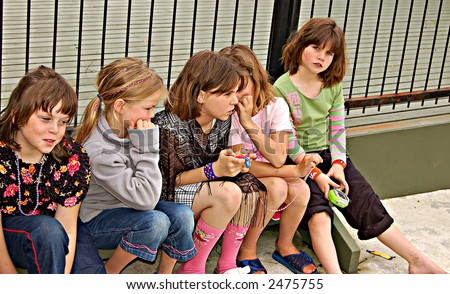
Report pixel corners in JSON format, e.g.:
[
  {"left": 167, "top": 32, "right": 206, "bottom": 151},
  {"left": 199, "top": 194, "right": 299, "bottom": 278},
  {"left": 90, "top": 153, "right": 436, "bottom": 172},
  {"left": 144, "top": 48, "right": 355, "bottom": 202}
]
[
  {"left": 2, "top": 215, "right": 106, "bottom": 274},
  {"left": 84, "top": 201, "right": 196, "bottom": 262}
]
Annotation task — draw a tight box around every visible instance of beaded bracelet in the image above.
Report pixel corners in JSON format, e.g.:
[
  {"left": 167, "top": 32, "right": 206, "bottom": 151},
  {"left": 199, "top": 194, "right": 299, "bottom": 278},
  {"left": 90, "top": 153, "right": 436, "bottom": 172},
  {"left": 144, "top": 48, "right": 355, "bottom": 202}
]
[
  {"left": 203, "top": 162, "right": 218, "bottom": 180},
  {"left": 309, "top": 167, "right": 322, "bottom": 180},
  {"left": 332, "top": 159, "right": 347, "bottom": 169}
]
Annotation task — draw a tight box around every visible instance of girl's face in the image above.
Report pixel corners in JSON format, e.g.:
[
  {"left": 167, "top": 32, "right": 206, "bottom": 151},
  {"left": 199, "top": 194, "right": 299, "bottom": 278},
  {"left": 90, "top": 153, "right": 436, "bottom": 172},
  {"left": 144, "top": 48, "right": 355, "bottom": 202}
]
[
  {"left": 121, "top": 89, "right": 162, "bottom": 128},
  {"left": 237, "top": 77, "right": 255, "bottom": 108},
  {"left": 199, "top": 85, "right": 239, "bottom": 121},
  {"left": 301, "top": 43, "right": 334, "bottom": 74},
  {"left": 15, "top": 100, "right": 69, "bottom": 162}
]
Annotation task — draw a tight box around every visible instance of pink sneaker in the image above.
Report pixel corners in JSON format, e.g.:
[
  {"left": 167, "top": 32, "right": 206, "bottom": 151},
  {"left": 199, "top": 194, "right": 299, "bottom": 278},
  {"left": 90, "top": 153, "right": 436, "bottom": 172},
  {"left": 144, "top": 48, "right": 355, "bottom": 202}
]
[
  {"left": 271, "top": 203, "right": 286, "bottom": 221},
  {"left": 272, "top": 210, "right": 281, "bottom": 221}
]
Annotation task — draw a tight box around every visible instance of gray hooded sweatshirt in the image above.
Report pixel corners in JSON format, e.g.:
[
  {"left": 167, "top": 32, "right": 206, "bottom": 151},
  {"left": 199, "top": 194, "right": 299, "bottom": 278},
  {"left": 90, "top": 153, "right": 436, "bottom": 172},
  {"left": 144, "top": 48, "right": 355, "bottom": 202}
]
[{"left": 79, "top": 115, "right": 162, "bottom": 222}]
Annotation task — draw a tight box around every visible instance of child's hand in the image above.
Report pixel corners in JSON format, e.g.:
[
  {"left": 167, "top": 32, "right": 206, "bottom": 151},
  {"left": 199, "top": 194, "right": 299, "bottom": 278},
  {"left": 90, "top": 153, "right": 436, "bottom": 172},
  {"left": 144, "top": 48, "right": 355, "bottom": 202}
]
[
  {"left": 213, "top": 149, "right": 249, "bottom": 177},
  {"left": 327, "top": 164, "right": 349, "bottom": 194},
  {"left": 129, "top": 119, "right": 155, "bottom": 130},
  {"left": 236, "top": 95, "right": 254, "bottom": 127},
  {"left": 296, "top": 153, "right": 323, "bottom": 177},
  {"left": 315, "top": 173, "right": 340, "bottom": 200},
  {"left": 234, "top": 149, "right": 256, "bottom": 173}
]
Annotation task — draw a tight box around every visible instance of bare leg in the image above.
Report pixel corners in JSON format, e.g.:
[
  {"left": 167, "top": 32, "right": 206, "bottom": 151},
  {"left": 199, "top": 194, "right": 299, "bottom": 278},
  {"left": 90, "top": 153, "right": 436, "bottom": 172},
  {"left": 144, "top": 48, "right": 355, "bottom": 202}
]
[
  {"left": 105, "top": 245, "right": 136, "bottom": 274},
  {"left": 237, "top": 177, "right": 288, "bottom": 274},
  {"left": 276, "top": 178, "right": 309, "bottom": 256},
  {"left": 274, "top": 178, "right": 316, "bottom": 274},
  {"left": 156, "top": 251, "right": 177, "bottom": 274},
  {"left": 377, "top": 225, "right": 447, "bottom": 274},
  {"left": 308, "top": 212, "right": 342, "bottom": 274}
]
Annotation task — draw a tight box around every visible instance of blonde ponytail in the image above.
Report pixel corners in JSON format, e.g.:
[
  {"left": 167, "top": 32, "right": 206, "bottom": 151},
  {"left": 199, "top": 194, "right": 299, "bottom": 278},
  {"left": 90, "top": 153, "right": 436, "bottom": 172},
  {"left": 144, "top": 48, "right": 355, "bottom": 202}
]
[{"left": 73, "top": 94, "right": 103, "bottom": 144}]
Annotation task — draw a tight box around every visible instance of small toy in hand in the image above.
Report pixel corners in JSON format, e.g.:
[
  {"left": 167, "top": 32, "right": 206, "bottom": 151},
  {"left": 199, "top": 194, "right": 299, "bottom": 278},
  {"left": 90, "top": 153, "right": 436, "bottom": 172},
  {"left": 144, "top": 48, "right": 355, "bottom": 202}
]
[
  {"left": 234, "top": 149, "right": 251, "bottom": 168},
  {"left": 328, "top": 188, "right": 350, "bottom": 208}
]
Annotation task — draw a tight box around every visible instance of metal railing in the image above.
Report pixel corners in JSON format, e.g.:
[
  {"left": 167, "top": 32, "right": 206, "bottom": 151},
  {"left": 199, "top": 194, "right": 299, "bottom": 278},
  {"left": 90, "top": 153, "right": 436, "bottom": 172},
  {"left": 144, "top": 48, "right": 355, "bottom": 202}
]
[{"left": 1, "top": 0, "right": 449, "bottom": 126}]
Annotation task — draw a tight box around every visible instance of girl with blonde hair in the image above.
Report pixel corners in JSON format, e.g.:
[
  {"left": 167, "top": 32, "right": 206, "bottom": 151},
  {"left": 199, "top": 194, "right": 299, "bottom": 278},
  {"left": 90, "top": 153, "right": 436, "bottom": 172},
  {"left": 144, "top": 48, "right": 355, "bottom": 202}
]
[{"left": 75, "top": 57, "right": 196, "bottom": 274}]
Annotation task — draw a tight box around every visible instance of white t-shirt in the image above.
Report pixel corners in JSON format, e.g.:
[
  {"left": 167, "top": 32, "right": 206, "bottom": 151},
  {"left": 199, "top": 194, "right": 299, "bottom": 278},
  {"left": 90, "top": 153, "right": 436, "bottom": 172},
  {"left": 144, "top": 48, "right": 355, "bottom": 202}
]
[{"left": 229, "top": 97, "right": 293, "bottom": 163}]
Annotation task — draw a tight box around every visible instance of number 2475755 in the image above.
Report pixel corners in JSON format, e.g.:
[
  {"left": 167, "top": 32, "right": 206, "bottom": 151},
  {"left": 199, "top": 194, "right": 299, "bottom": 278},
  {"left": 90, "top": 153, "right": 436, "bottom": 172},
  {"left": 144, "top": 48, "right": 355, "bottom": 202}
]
[{"left": 267, "top": 278, "right": 324, "bottom": 290}]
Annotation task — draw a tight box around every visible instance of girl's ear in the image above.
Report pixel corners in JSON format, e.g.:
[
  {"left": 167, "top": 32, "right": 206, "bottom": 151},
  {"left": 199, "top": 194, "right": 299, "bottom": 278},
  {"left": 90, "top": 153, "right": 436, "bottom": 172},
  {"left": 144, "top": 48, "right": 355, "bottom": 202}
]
[
  {"left": 113, "top": 99, "right": 127, "bottom": 113},
  {"left": 197, "top": 90, "right": 206, "bottom": 104}
]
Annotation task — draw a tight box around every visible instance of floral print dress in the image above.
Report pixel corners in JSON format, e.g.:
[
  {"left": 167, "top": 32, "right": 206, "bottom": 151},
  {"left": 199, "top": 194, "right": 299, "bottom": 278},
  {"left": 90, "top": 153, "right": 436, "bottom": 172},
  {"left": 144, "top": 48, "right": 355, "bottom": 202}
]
[{"left": 0, "top": 138, "right": 90, "bottom": 217}]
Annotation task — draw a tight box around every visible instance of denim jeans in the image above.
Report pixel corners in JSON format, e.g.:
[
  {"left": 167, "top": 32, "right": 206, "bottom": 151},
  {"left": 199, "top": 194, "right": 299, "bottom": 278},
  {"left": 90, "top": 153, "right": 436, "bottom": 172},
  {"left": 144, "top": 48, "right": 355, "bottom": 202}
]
[
  {"left": 2, "top": 215, "right": 106, "bottom": 274},
  {"left": 84, "top": 201, "right": 196, "bottom": 262}
]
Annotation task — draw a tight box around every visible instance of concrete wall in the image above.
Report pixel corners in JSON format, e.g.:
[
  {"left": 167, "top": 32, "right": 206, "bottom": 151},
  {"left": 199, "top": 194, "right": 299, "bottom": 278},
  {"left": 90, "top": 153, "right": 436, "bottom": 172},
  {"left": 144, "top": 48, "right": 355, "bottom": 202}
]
[{"left": 346, "top": 114, "right": 450, "bottom": 199}]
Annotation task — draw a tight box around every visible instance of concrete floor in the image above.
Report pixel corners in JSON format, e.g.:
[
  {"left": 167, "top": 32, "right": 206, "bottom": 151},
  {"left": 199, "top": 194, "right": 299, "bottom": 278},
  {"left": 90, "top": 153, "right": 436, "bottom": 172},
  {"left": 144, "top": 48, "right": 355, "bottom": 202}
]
[{"left": 122, "top": 189, "right": 450, "bottom": 274}]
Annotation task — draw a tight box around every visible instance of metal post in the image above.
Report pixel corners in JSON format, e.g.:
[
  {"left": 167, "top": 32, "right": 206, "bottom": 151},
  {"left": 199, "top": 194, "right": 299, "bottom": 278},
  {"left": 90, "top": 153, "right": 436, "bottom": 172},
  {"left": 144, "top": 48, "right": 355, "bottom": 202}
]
[{"left": 266, "top": 0, "right": 300, "bottom": 82}]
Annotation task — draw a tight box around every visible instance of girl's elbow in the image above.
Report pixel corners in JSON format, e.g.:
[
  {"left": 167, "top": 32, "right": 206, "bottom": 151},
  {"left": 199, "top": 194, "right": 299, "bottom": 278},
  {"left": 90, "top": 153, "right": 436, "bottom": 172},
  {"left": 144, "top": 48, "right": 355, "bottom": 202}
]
[
  {"left": 272, "top": 161, "right": 284, "bottom": 169},
  {"left": 273, "top": 150, "right": 287, "bottom": 168},
  {"left": 134, "top": 201, "right": 157, "bottom": 211},
  {"left": 272, "top": 155, "right": 287, "bottom": 168}
]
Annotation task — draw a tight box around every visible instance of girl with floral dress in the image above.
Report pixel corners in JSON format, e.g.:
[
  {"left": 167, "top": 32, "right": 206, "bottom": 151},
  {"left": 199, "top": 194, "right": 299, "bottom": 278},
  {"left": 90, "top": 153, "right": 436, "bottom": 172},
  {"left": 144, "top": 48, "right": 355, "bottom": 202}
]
[{"left": 0, "top": 66, "right": 105, "bottom": 274}]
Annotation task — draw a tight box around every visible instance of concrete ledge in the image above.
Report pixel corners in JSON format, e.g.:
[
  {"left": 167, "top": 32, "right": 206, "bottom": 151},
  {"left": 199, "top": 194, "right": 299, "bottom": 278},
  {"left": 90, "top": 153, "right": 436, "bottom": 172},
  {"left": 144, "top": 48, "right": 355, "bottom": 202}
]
[
  {"left": 346, "top": 114, "right": 450, "bottom": 198},
  {"left": 347, "top": 114, "right": 450, "bottom": 138}
]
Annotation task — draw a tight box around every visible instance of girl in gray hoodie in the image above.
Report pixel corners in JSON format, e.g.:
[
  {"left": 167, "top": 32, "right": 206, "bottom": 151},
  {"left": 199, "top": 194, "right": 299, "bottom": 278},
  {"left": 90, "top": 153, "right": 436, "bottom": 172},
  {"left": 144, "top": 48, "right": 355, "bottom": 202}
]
[{"left": 74, "top": 57, "right": 196, "bottom": 274}]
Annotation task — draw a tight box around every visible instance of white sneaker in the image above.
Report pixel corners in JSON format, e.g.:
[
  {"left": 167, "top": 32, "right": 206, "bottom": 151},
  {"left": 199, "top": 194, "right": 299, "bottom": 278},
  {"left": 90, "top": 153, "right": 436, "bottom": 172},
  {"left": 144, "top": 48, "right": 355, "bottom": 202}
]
[{"left": 221, "top": 266, "right": 251, "bottom": 274}]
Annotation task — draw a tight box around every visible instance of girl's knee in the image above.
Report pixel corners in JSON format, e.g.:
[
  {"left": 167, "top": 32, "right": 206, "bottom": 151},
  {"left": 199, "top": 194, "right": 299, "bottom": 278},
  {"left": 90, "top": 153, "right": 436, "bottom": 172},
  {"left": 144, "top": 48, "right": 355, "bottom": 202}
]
[
  {"left": 290, "top": 183, "right": 310, "bottom": 207},
  {"left": 139, "top": 211, "right": 171, "bottom": 235},
  {"left": 176, "top": 204, "right": 195, "bottom": 220},
  {"left": 31, "top": 217, "right": 67, "bottom": 243},
  {"left": 215, "top": 182, "right": 242, "bottom": 214},
  {"left": 309, "top": 211, "right": 332, "bottom": 230},
  {"left": 171, "top": 204, "right": 195, "bottom": 231},
  {"left": 265, "top": 177, "right": 288, "bottom": 204}
]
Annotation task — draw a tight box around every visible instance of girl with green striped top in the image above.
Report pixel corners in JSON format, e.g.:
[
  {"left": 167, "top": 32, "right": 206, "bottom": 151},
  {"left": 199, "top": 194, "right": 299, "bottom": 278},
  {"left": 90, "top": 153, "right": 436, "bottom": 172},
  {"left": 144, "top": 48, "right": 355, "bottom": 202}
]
[{"left": 274, "top": 17, "right": 446, "bottom": 274}]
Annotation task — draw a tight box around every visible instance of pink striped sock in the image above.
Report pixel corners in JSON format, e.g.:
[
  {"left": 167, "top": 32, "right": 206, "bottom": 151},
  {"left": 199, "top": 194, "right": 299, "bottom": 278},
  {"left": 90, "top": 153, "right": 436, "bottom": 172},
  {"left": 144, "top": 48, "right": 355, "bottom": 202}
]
[
  {"left": 216, "top": 223, "right": 249, "bottom": 274},
  {"left": 177, "top": 218, "right": 224, "bottom": 274}
]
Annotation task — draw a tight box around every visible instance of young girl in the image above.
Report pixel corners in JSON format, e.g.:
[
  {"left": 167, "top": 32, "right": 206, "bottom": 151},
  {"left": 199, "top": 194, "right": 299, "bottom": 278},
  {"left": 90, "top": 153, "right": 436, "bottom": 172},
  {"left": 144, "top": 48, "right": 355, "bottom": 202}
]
[
  {"left": 274, "top": 17, "right": 447, "bottom": 274},
  {"left": 221, "top": 44, "right": 321, "bottom": 274},
  {"left": 74, "top": 57, "right": 196, "bottom": 274},
  {"left": 153, "top": 50, "right": 267, "bottom": 274},
  {"left": 0, "top": 66, "right": 105, "bottom": 274}
]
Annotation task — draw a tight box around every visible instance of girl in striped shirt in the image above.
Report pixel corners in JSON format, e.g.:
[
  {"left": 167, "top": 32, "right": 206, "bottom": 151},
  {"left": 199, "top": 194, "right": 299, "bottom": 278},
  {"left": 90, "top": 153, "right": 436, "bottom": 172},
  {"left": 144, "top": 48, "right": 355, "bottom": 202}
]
[{"left": 274, "top": 17, "right": 446, "bottom": 274}]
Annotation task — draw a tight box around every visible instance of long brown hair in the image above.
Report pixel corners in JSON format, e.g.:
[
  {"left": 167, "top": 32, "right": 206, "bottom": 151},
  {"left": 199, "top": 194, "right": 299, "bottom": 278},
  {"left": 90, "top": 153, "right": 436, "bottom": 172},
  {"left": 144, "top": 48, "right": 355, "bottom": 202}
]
[
  {"left": 0, "top": 65, "right": 78, "bottom": 161},
  {"left": 282, "top": 18, "right": 347, "bottom": 87},
  {"left": 219, "top": 44, "right": 276, "bottom": 115},
  {"left": 166, "top": 50, "right": 245, "bottom": 121},
  {"left": 74, "top": 57, "right": 166, "bottom": 143}
]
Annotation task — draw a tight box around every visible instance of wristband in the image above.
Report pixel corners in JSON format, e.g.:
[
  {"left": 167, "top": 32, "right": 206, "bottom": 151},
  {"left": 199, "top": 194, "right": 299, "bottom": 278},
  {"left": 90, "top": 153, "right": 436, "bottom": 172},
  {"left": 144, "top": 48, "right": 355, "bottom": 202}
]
[
  {"left": 309, "top": 167, "right": 322, "bottom": 180},
  {"left": 203, "top": 162, "right": 218, "bottom": 180},
  {"left": 332, "top": 159, "right": 347, "bottom": 169}
]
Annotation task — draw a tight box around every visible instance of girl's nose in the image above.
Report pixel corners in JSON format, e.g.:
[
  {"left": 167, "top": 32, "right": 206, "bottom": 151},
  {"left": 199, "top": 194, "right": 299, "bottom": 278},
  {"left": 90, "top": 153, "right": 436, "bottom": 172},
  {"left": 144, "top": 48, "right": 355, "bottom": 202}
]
[
  {"left": 49, "top": 121, "right": 58, "bottom": 134},
  {"left": 230, "top": 93, "right": 239, "bottom": 105},
  {"left": 317, "top": 52, "right": 325, "bottom": 60}
]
